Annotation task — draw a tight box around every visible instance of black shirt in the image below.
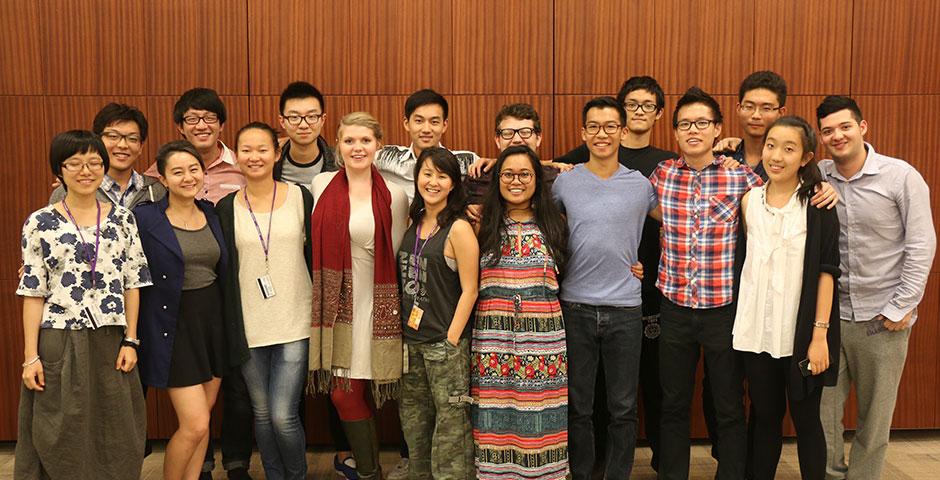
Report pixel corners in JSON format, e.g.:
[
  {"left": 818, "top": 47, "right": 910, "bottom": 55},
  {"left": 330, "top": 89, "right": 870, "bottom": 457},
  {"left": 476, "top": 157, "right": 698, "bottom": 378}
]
[{"left": 726, "top": 142, "right": 768, "bottom": 182}]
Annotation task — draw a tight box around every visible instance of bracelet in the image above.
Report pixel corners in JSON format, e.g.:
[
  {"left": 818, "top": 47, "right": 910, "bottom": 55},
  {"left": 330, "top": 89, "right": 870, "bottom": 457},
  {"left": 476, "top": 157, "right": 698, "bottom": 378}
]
[
  {"left": 813, "top": 321, "right": 830, "bottom": 329},
  {"left": 22, "top": 356, "right": 40, "bottom": 368},
  {"left": 123, "top": 337, "right": 140, "bottom": 346},
  {"left": 120, "top": 339, "right": 140, "bottom": 350}
]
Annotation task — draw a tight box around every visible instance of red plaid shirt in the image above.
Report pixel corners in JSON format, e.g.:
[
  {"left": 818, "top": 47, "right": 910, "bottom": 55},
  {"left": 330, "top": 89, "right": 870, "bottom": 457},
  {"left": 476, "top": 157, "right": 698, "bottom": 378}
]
[{"left": 650, "top": 156, "right": 762, "bottom": 308}]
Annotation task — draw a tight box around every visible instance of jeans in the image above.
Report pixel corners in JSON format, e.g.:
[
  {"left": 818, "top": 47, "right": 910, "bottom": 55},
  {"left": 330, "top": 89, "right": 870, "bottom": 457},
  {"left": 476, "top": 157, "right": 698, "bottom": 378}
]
[
  {"left": 658, "top": 299, "right": 745, "bottom": 480},
  {"left": 563, "top": 302, "right": 642, "bottom": 480},
  {"left": 241, "top": 338, "right": 309, "bottom": 480}
]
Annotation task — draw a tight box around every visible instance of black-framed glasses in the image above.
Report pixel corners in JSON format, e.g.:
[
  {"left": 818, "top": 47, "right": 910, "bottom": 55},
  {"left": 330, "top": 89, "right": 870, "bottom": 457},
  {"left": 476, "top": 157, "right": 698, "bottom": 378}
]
[
  {"left": 283, "top": 113, "right": 323, "bottom": 126},
  {"left": 499, "top": 171, "right": 534, "bottom": 184},
  {"left": 496, "top": 127, "right": 538, "bottom": 140},
  {"left": 584, "top": 123, "right": 622, "bottom": 135},
  {"left": 62, "top": 160, "right": 105, "bottom": 172},
  {"left": 624, "top": 101, "right": 658, "bottom": 113},
  {"left": 738, "top": 103, "right": 780, "bottom": 115},
  {"left": 182, "top": 114, "right": 219, "bottom": 125},
  {"left": 101, "top": 131, "right": 142, "bottom": 145},
  {"left": 676, "top": 119, "right": 715, "bottom": 131}
]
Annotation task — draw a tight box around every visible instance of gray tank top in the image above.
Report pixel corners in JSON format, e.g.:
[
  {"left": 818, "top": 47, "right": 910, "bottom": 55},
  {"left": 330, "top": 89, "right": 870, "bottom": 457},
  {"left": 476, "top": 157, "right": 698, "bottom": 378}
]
[{"left": 173, "top": 224, "right": 220, "bottom": 290}]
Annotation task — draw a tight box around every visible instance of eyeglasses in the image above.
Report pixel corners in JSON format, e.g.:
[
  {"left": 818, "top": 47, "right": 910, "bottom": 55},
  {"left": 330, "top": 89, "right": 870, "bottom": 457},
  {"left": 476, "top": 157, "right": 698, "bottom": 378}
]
[
  {"left": 739, "top": 103, "right": 781, "bottom": 115},
  {"left": 182, "top": 114, "right": 219, "bottom": 125},
  {"left": 584, "top": 123, "right": 622, "bottom": 136},
  {"left": 101, "top": 131, "right": 142, "bottom": 146},
  {"left": 62, "top": 160, "right": 105, "bottom": 172},
  {"left": 624, "top": 102, "right": 658, "bottom": 113},
  {"left": 676, "top": 119, "right": 715, "bottom": 131},
  {"left": 499, "top": 171, "right": 534, "bottom": 184},
  {"left": 283, "top": 113, "right": 323, "bottom": 126},
  {"left": 496, "top": 127, "right": 538, "bottom": 140}
]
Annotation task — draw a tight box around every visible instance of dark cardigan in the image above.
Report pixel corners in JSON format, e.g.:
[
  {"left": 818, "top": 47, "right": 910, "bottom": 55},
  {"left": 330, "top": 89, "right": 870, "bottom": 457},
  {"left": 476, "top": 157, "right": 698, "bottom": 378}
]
[{"left": 215, "top": 184, "right": 314, "bottom": 368}]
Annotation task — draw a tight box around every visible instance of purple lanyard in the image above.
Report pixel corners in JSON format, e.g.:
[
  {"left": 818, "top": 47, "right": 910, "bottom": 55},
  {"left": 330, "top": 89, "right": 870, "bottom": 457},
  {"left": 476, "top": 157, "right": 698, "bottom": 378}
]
[
  {"left": 411, "top": 222, "right": 440, "bottom": 284},
  {"left": 61, "top": 200, "right": 101, "bottom": 281},
  {"left": 243, "top": 182, "right": 277, "bottom": 268}
]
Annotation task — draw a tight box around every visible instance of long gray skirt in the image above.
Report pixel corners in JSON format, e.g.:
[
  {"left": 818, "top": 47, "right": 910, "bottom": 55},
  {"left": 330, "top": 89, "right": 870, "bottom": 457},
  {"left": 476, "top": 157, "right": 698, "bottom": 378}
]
[{"left": 15, "top": 326, "right": 146, "bottom": 480}]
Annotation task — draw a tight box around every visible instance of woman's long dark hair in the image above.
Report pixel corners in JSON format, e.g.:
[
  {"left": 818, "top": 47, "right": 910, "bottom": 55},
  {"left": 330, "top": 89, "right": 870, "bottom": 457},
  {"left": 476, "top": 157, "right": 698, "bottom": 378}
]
[
  {"left": 409, "top": 146, "right": 468, "bottom": 228},
  {"left": 763, "top": 115, "right": 823, "bottom": 204},
  {"left": 478, "top": 145, "right": 568, "bottom": 274}
]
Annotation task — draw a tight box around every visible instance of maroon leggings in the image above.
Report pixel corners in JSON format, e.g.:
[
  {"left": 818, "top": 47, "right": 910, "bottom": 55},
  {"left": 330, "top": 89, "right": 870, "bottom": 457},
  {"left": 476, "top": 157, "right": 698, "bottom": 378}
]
[{"left": 331, "top": 378, "right": 373, "bottom": 421}]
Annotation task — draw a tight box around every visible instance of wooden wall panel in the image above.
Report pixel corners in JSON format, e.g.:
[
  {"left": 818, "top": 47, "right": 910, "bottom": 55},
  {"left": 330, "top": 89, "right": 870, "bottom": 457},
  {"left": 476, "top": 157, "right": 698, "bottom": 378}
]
[
  {"left": 452, "top": 1, "right": 553, "bottom": 94},
  {"left": 146, "top": 0, "right": 249, "bottom": 95},
  {"left": 0, "top": 1, "right": 42, "bottom": 95},
  {"left": 752, "top": 1, "right": 852, "bottom": 95},
  {"left": 248, "top": 0, "right": 452, "bottom": 96},
  {"left": 41, "top": 0, "right": 148, "bottom": 95},
  {"left": 892, "top": 274, "right": 939, "bottom": 427},
  {"left": 554, "top": 0, "right": 656, "bottom": 95},
  {"left": 852, "top": 0, "right": 940, "bottom": 94}
]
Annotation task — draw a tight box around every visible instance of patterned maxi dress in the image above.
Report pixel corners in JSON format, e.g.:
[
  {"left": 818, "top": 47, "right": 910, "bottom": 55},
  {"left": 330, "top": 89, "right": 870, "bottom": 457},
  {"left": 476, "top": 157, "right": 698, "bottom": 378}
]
[{"left": 471, "top": 218, "right": 569, "bottom": 479}]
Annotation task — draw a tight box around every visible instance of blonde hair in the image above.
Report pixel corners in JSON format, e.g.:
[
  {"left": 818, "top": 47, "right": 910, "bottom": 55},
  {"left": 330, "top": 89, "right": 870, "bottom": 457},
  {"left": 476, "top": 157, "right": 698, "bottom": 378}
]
[{"left": 335, "top": 112, "right": 383, "bottom": 168}]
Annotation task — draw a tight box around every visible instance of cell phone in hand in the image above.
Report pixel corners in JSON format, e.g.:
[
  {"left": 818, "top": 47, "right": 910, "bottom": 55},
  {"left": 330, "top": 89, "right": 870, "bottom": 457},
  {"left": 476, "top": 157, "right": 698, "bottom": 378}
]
[{"left": 798, "top": 358, "right": 813, "bottom": 377}]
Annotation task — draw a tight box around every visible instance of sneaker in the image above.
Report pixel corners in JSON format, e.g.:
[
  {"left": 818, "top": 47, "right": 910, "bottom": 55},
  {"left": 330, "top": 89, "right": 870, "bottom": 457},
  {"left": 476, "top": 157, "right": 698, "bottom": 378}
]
[
  {"left": 386, "top": 458, "right": 409, "bottom": 480},
  {"left": 227, "top": 466, "right": 253, "bottom": 480},
  {"left": 334, "top": 454, "right": 359, "bottom": 479}
]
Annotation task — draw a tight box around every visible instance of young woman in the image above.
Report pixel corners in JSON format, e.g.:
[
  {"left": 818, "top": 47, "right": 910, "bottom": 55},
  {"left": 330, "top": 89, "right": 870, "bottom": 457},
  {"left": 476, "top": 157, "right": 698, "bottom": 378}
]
[
  {"left": 310, "top": 112, "right": 409, "bottom": 480},
  {"left": 216, "top": 122, "right": 314, "bottom": 480},
  {"left": 16, "top": 131, "right": 151, "bottom": 479},
  {"left": 397, "top": 147, "right": 478, "bottom": 479},
  {"left": 472, "top": 145, "right": 570, "bottom": 479},
  {"left": 733, "top": 116, "right": 841, "bottom": 480},
  {"left": 135, "top": 140, "right": 228, "bottom": 480}
]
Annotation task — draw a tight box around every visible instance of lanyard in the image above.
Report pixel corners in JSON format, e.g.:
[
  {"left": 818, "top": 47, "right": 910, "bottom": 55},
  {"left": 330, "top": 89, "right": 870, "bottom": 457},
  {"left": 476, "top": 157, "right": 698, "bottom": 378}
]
[
  {"left": 61, "top": 200, "right": 102, "bottom": 282},
  {"left": 243, "top": 182, "right": 277, "bottom": 269},
  {"left": 411, "top": 222, "right": 440, "bottom": 287}
]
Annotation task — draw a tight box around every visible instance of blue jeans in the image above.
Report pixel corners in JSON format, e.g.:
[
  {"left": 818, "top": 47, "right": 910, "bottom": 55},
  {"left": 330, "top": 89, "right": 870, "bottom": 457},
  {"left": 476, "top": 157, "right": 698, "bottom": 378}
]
[
  {"left": 562, "top": 302, "right": 642, "bottom": 480},
  {"left": 241, "top": 339, "right": 309, "bottom": 480}
]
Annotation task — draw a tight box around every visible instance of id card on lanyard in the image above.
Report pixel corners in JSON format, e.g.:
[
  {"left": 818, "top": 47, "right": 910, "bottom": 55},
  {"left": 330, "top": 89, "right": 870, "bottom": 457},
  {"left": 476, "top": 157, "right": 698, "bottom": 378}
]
[
  {"left": 406, "top": 222, "right": 439, "bottom": 330},
  {"left": 62, "top": 200, "right": 102, "bottom": 329},
  {"left": 244, "top": 183, "right": 278, "bottom": 299}
]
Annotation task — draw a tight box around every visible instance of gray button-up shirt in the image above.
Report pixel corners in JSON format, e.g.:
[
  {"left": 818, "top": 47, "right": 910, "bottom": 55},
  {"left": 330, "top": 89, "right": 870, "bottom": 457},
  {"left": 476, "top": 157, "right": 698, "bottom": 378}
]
[
  {"left": 373, "top": 144, "right": 478, "bottom": 203},
  {"left": 819, "top": 143, "right": 936, "bottom": 325}
]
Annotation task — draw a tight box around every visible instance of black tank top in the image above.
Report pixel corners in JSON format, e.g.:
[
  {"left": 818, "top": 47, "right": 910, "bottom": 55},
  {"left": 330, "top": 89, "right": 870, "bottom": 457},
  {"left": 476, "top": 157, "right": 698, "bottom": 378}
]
[{"left": 397, "top": 221, "right": 465, "bottom": 344}]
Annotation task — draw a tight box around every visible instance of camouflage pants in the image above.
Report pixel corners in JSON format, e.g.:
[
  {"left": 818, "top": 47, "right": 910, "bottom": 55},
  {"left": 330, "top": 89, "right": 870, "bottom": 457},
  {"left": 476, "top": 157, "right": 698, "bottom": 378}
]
[{"left": 399, "top": 338, "right": 475, "bottom": 480}]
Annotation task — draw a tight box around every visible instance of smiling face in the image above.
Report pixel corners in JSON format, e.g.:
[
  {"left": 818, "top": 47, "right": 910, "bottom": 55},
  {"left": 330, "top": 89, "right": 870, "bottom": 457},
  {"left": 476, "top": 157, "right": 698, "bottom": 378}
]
[
  {"left": 338, "top": 124, "right": 380, "bottom": 172},
  {"left": 279, "top": 97, "right": 324, "bottom": 147},
  {"left": 581, "top": 106, "right": 624, "bottom": 161},
  {"left": 178, "top": 108, "right": 223, "bottom": 153},
  {"left": 99, "top": 120, "right": 143, "bottom": 174},
  {"left": 495, "top": 116, "right": 542, "bottom": 152},
  {"left": 235, "top": 128, "right": 278, "bottom": 180},
  {"left": 674, "top": 102, "right": 722, "bottom": 160},
  {"left": 161, "top": 151, "right": 205, "bottom": 201},
  {"left": 403, "top": 104, "right": 447, "bottom": 152},
  {"left": 416, "top": 158, "right": 455, "bottom": 211},
  {"left": 498, "top": 153, "right": 537, "bottom": 210},
  {"left": 818, "top": 109, "right": 868, "bottom": 164},
  {"left": 61, "top": 150, "right": 106, "bottom": 196},
  {"left": 762, "top": 125, "right": 812, "bottom": 184}
]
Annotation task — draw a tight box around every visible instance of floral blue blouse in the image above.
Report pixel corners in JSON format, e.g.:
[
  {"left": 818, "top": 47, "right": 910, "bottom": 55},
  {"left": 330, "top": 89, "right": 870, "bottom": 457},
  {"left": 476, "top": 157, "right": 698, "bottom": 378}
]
[{"left": 16, "top": 204, "right": 152, "bottom": 330}]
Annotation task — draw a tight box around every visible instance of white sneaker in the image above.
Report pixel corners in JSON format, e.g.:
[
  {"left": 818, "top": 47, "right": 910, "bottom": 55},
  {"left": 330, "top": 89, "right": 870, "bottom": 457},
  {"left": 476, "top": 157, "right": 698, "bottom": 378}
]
[{"left": 386, "top": 458, "right": 409, "bottom": 480}]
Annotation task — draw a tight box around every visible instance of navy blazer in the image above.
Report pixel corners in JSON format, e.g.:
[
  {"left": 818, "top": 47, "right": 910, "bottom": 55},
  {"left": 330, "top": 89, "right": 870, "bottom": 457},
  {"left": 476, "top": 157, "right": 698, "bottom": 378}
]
[{"left": 134, "top": 197, "right": 229, "bottom": 388}]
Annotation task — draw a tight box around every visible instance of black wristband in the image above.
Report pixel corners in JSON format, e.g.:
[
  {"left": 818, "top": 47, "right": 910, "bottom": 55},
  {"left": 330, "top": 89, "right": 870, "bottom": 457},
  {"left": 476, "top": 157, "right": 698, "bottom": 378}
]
[{"left": 120, "top": 339, "right": 139, "bottom": 350}]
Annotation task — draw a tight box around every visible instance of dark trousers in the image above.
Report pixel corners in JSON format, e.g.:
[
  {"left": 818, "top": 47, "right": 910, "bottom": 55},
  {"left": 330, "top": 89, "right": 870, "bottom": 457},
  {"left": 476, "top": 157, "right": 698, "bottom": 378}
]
[
  {"left": 658, "top": 299, "right": 745, "bottom": 480},
  {"left": 639, "top": 322, "right": 662, "bottom": 471},
  {"left": 204, "top": 371, "right": 254, "bottom": 471},
  {"left": 742, "top": 352, "right": 825, "bottom": 480},
  {"left": 563, "top": 302, "right": 642, "bottom": 480}
]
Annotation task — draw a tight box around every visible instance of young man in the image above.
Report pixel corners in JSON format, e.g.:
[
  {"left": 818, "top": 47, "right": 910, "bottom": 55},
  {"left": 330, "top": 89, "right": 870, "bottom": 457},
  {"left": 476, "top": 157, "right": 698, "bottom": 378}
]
[
  {"left": 552, "top": 96, "right": 656, "bottom": 480},
  {"left": 50, "top": 103, "right": 166, "bottom": 208},
  {"left": 651, "top": 87, "right": 762, "bottom": 480},
  {"left": 374, "top": 88, "right": 479, "bottom": 203},
  {"left": 274, "top": 81, "right": 339, "bottom": 187},
  {"left": 725, "top": 71, "right": 788, "bottom": 180},
  {"left": 145, "top": 87, "right": 245, "bottom": 205},
  {"left": 816, "top": 96, "right": 936, "bottom": 480}
]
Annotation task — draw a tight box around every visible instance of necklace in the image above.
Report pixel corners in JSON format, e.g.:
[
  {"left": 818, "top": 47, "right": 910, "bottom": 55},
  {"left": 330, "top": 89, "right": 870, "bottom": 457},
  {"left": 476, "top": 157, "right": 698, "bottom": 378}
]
[{"left": 168, "top": 204, "right": 200, "bottom": 229}]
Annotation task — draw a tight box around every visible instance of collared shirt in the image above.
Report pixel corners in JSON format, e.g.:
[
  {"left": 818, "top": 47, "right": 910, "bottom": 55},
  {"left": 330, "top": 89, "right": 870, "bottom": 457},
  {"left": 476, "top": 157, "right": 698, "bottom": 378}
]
[
  {"left": 819, "top": 143, "right": 936, "bottom": 325},
  {"left": 373, "top": 144, "right": 478, "bottom": 202},
  {"left": 651, "top": 155, "right": 763, "bottom": 309},
  {"left": 100, "top": 171, "right": 145, "bottom": 208},
  {"left": 729, "top": 142, "right": 768, "bottom": 181},
  {"left": 144, "top": 141, "right": 245, "bottom": 205}
]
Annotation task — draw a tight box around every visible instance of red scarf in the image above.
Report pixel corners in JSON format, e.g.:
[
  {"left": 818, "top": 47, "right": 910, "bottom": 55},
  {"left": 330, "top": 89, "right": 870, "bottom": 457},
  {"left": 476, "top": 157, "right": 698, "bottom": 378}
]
[{"left": 309, "top": 167, "right": 401, "bottom": 403}]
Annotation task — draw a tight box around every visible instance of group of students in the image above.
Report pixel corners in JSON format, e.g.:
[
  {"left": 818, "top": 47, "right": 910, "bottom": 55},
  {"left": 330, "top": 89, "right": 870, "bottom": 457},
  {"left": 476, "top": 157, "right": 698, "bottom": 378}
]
[{"left": 15, "top": 71, "right": 934, "bottom": 480}]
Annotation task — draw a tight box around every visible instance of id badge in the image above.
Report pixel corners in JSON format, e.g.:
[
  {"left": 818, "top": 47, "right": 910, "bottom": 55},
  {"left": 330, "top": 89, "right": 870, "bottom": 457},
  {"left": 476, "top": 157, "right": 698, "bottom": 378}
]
[
  {"left": 407, "top": 305, "right": 424, "bottom": 330},
  {"left": 82, "top": 305, "right": 99, "bottom": 329},
  {"left": 257, "top": 274, "right": 276, "bottom": 299}
]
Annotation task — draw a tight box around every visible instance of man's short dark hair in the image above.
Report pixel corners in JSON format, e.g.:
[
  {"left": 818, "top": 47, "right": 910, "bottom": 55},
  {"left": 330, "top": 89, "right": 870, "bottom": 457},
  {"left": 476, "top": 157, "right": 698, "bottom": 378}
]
[
  {"left": 738, "top": 70, "right": 788, "bottom": 107},
  {"left": 279, "top": 81, "right": 325, "bottom": 114},
  {"left": 582, "top": 96, "right": 627, "bottom": 126},
  {"left": 616, "top": 76, "right": 666, "bottom": 110},
  {"left": 404, "top": 89, "right": 448, "bottom": 120},
  {"left": 92, "top": 103, "right": 149, "bottom": 141},
  {"left": 673, "top": 87, "right": 723, "bottom": 128},
  {"left": 815, "top": 95, "right": 863, "bottom": 127},
  {"left": 49, "top": 130, "right": 110, "bottom": 185},
  {"left": 173, "top": 87, "right": 227, "bottom": 126},
  {"left": 494, "top": 103, "right": 541, "bottom": 133}
]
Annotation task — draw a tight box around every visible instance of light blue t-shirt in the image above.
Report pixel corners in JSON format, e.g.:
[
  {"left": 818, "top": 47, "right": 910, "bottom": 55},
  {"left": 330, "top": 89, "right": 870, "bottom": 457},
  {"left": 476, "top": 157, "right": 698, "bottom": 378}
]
[{"left": 552, "top": 163, "right": 657, "bottom": 306}]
